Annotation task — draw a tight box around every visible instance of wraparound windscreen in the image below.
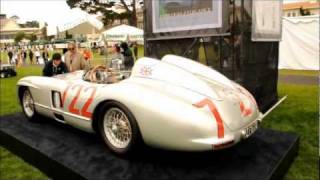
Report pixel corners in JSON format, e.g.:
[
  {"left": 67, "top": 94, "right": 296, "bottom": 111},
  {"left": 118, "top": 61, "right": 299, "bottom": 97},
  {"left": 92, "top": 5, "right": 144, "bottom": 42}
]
[{"left": 152, "top": 0, "right": 222, "bottom": 33}]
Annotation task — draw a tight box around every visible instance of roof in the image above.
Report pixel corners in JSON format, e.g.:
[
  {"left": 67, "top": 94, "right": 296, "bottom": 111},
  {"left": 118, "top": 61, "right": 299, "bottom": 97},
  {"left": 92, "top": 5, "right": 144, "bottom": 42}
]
[
  {"left": 0, "top": 19, "right": 10, "bottom": 29},
  {"left": 283, "top": 1, "right": 320, "bottom": 10},
  {"left": 58, "top": 14, "right": 103, "bottom": 33},
  {"left": 0, "top": 18, "right": 40, "bottom": 32}
]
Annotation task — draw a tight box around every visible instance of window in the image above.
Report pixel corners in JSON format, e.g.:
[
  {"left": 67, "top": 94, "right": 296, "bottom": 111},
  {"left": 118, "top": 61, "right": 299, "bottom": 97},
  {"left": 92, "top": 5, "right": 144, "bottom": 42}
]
[
  {"left": 292, "top": 12, "right": 296, "bottom": 17},
  {"left": 287, "top": 12, "right": 291, "bottom": 17}
]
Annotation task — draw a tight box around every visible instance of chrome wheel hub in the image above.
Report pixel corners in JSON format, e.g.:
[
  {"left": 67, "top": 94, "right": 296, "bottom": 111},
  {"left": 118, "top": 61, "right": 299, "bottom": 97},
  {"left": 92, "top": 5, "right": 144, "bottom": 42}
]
[
  {"left": 103, "top": 108, "right": 132, "bottom": 149},
  {"left": 22, "top": 90, "right": 34, "bottom": 117}
]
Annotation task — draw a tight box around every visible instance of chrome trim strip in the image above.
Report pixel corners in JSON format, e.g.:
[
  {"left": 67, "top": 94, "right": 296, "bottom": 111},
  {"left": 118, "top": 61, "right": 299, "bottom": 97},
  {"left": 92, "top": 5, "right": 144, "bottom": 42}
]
[{"left": 34, "top": 103, "right": 91, "bottom": 121}]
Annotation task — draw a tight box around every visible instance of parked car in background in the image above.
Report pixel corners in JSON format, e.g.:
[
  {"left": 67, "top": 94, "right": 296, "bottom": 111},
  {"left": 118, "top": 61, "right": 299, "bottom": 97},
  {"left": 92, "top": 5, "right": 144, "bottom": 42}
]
[{"left": 0, "top": 64, "right": 17, "bottom": 78}]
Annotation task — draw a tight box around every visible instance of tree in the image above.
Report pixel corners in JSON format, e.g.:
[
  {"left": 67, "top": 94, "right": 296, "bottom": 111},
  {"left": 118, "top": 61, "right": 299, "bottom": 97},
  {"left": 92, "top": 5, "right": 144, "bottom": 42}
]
[
  {"left": 25, "top": 21, "right": 40, "bottom": 28},
  {"left": 14, "top": 32, "right": 25, "bottom": 43},
  {"left": 66, "top": 0, "right": 140, "bottom": 27},
  {"left": 65, "top": 31, "right": 73, "bottom": 39},
  {"left": 26, "top": 33, "right": 37, "bottom": 42},
  {"left": 299, "top": 7, "right": 311, "bottom": 16}
]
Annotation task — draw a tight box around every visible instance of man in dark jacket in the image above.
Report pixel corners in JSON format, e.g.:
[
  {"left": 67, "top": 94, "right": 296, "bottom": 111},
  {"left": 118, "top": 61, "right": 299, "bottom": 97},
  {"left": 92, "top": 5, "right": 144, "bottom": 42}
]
[
  {"left": 120, "top": 42, "right": 134, "bottom": 70},
  {"left": 8, "top": 50, "right": 13, "bottom": 64},
  {"left": 43, "top": 53, "right": 68, "bottom": 77}
]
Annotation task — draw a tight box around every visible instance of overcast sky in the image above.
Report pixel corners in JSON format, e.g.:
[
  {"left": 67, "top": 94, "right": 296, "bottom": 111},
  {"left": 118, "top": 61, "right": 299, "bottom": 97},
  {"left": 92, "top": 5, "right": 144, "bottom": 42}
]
[
  {"left": 0, "top": 0, "right": 94, "bottom": 35},
  {"left": 0, "top": 0, "right": 308, "bottom": 34}
]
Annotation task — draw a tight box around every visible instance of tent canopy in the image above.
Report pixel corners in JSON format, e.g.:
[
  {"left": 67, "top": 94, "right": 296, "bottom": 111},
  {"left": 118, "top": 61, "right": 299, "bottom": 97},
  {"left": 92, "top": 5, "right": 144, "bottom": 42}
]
[{"left": 102, "top": 24, "right": 143, "bottom": 42}]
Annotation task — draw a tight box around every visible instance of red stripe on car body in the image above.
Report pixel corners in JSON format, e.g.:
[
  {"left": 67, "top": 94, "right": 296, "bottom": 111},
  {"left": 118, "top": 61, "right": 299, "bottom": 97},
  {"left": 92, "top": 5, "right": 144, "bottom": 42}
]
[{"left": 193, "top": 98, "right": 224, "bottom": 139}]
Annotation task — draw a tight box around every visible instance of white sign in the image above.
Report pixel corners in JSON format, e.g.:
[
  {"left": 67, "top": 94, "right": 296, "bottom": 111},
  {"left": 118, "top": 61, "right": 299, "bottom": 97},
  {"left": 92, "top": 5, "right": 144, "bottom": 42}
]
[
  {"left": 152, "top": 0, "right": 222, "bottom": 33},
  {"left": 252, "top": 0, "right": 283, "bottom": 41}
]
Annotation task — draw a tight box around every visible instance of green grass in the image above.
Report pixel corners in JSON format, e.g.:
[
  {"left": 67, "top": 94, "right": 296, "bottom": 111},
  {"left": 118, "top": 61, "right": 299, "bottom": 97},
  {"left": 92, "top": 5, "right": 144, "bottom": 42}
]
[
  {"left": 0, "top": 62, "right": 318, "bottom": 179},
  {"left": 263, "top": 83, "right": 318, "bottom": 180},
  {"left": 0, "top": 66, "right": 42, "bottom": 115},
  {"left": 0, "top": 147, "right": 49, "bottom": 180},
  {"left": 0, "top": 66, "right": 48, "bottom": 180},
  {"left": 279, "top": 69, "right": 319, "bottom": 77}
]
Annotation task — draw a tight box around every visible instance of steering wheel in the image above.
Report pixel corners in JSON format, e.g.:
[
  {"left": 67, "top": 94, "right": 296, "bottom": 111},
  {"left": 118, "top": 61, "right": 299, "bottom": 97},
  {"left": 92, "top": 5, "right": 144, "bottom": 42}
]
[{"left": 90, "top": 65, "right": 107, "bottom": 83}]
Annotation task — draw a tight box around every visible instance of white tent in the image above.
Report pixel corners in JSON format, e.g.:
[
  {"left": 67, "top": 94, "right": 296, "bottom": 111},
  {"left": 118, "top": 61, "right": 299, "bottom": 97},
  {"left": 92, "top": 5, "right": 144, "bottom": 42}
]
[
  {"left": 102, "top": 24, "right": 144, "bottom": 43},
  {"left": 279, "top": 15, "right": 319, "bottom": 70}
]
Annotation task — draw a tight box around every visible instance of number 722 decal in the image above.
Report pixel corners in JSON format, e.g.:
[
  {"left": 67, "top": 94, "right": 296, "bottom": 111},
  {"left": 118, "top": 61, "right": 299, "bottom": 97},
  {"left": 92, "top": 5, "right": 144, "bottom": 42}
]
[{"left": 61, "top": 84, "right": 97, "bottom": 118}]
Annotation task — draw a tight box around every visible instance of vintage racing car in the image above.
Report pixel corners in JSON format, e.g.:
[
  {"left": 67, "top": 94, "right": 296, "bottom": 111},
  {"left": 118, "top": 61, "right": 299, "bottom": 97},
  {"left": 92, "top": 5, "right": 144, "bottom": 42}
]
[{"left": 17, "top": 55, "right": 262, "bottom": 154}]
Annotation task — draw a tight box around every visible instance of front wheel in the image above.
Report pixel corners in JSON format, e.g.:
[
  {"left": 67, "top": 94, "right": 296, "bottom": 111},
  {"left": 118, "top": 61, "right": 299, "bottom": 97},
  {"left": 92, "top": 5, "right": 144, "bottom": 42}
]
[
  {"left": 98, "top": 102, "right": 142, "bottom": 155},
  {"left": 21, "top": 88, "right": 39, "bottom": 122}
]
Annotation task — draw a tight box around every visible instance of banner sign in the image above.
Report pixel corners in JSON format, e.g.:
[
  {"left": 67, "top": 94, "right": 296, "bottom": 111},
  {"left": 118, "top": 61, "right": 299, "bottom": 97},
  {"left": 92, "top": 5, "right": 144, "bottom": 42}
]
[
  {"left": 152, "top": 0, "right": 222, "bottom": 33},
  {"left": 105, "top": 34, "right": 144, "bottom": 42}
]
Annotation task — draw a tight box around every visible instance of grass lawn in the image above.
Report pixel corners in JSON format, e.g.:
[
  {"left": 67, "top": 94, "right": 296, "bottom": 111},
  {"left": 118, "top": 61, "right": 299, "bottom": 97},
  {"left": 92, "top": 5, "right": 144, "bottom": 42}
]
[
  {"left": 0, "top": 58, "right": 318, "bottom": 179},
  {"left": 263, "top": 83, "right": 318, "bottom": 180},
  {"left": 0, "top": 66, "right": 49, "bottom": 180}
]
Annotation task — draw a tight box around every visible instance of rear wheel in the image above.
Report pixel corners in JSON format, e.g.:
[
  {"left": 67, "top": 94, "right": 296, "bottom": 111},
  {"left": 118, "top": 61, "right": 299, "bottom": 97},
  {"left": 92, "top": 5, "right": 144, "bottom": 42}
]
[
  {"left": 98, "top": 102, "right": 142, "bottom": 155},
  {"left": 21, "top": 88, "right": 39, "bottom": 122},
  {"left": 0, "top": 73, "right": 5, "bottom": 78}
]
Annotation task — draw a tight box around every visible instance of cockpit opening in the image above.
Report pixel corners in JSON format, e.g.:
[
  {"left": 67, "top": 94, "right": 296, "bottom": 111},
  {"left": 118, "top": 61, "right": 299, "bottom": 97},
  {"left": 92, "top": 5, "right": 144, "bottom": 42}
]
[{"left": 83, "top": 65, "right": 131, "bottom": 84}]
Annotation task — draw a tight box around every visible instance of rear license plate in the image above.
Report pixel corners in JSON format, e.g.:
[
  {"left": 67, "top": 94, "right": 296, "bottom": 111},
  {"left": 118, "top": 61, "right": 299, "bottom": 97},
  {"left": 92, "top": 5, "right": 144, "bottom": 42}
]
[{"left": 243, "top": 121, "right": 258, "bottom": 138}]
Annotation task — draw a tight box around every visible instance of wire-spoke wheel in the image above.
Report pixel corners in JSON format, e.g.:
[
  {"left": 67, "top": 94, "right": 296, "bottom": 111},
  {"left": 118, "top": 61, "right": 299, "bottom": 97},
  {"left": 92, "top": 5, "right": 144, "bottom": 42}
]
[
  {"left": 21, "top": 88, "right": 39, "bottom": 122},
  {"left": 22, "top": 90, "right": 35, "bottom": 118},
  {"left": 98, "top": 101, "right": 142, "bottom": 155},
  {"left": 104, "top": 108, "right": 132, "bottom": 149}
]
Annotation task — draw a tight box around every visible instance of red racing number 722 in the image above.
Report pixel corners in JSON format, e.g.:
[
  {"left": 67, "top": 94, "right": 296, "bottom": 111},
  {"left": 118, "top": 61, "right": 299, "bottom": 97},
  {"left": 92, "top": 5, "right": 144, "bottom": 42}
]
[{"left": 61, "top": 84, "right": 97, "bottom": 119}]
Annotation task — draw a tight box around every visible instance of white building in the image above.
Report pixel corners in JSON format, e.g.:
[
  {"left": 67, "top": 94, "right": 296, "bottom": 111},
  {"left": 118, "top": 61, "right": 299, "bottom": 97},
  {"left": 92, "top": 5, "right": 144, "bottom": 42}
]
[{"left": 283, "top": 1, "right": 320, "bottom": 17}]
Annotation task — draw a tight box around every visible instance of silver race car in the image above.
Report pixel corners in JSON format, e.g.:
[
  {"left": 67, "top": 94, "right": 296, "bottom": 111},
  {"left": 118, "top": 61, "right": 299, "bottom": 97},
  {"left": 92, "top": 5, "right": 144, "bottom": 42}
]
[{"left": 17, "top": 55, "right": 262, "bottom": 154}]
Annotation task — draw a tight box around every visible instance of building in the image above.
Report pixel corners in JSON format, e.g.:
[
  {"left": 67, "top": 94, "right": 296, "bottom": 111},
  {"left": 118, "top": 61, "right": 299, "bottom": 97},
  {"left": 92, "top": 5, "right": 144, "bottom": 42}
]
[
  {"left": 283, "top": 1, "right": 320, "bottom": 17},
  {"left": 0, "top": 14, "right": 44, "bottom": 46},
  {"left": 56, "top": 14, "right": 104, "bottom": 43}
]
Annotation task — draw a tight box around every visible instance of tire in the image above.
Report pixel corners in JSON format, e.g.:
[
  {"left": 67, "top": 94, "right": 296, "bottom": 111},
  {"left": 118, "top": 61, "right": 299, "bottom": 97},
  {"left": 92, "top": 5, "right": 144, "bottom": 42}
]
[
  {"left": 21, "top": 88, "right": 40, "bottom": 122},
  {"left": 98, "top": 101, "right": 142, "bottom": 155},
  {"left": 0, "top": 73, "right": 5, "bottom": 78}
]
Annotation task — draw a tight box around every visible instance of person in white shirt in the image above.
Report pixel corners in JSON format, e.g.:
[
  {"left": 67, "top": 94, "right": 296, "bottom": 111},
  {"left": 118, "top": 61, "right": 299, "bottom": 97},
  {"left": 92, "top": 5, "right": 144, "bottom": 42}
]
[{"left": 35, "top": 49, "right": 41, "bottom": 64}]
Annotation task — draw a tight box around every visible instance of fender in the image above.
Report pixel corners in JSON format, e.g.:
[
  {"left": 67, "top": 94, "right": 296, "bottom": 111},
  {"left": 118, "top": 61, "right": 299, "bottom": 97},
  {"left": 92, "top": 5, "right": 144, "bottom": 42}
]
[{"left": 17, "top": 82, "right": 39, "bottom": 90}]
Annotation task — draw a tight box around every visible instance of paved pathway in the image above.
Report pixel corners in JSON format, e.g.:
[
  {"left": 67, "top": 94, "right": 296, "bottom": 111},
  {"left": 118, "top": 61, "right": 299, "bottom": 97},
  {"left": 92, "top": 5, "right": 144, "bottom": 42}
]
[{"left": 278, "top": 75, "right": 318, "bottom": 85}]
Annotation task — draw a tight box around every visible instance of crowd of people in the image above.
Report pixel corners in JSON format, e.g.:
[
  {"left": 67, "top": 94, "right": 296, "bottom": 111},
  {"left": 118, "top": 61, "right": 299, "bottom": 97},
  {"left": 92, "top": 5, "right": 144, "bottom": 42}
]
[
  {"left": 1, "top": 41, "right": 136, "bottom": 78},
  {"left": 4, "top": 45, "right": 52, "bottom": 66}
]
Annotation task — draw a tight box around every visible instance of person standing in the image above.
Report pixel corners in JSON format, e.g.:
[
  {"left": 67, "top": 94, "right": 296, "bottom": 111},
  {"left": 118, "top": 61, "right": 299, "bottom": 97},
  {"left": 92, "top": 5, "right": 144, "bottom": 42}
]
[
  {"left": 61, "top": 48, "right": 68, "bottom": 62},
  {"left": 83, "top": 47, "right": 92, "bottom": 67},
  {"left": 64, "top": 42, "right": 89, "bottom": 72},
  {"left": 42, "top": 53, "right": 68, "bottom": 77},
  {"left": 29, "top": 48, "right": 34, "bottom": 64},
  {"left": 42, "top": 46, "right": 49, "bottom": 64},
  {"left": 22, "top": 49, "right": 27, "bottom": 65},
  {"left": 132, "top": 42, "right": 138, "bottom": 60},
  {"left": 35, "top": 48, "right": 40, "bottom": 64},
  {"left": 120, "top": 42, "right": 134, "bottom": 70},
  {"left": 7, "top": 49, "right": 13, "bottom": 64},
  {"left": 109, "top": 44, "right": 124, "bottom": 69}
]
